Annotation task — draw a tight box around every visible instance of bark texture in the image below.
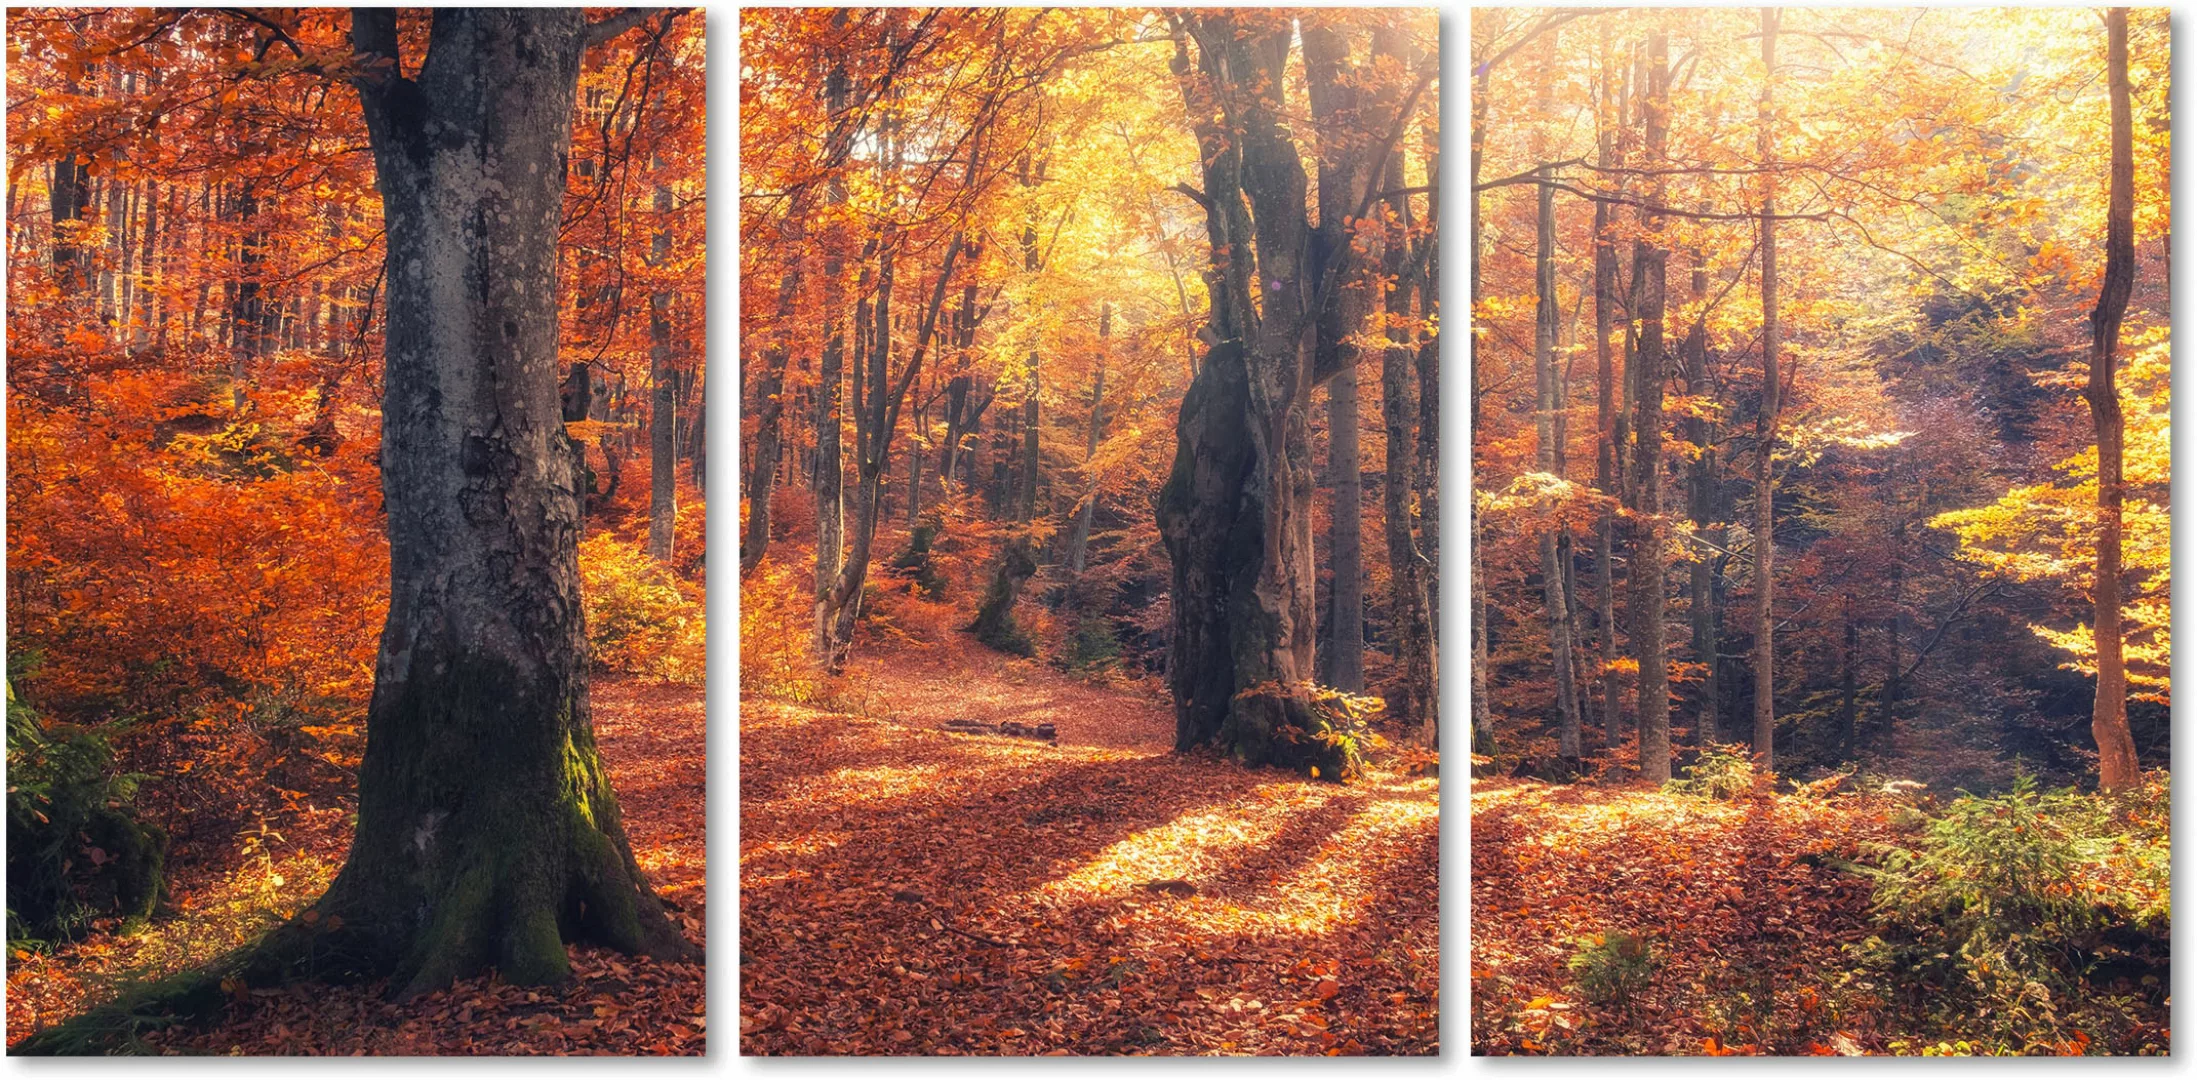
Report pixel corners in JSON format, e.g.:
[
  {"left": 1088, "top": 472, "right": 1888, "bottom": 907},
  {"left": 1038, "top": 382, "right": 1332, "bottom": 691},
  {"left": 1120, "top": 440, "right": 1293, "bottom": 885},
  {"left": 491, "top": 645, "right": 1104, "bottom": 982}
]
[
  {"left": 647, "top": 180, "right": 678, "bottom": 564},
  {"left": 323, "top": 8, "right": 692, "bottom": 1000},
  {"left": 1324, "top": 368, "right": 1365, "bottom": 692}
]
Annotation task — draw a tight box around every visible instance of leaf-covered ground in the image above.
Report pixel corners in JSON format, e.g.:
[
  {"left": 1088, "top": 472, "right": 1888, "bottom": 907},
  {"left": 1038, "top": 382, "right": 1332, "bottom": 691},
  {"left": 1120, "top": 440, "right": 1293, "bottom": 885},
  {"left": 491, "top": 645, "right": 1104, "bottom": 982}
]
[
  {"left": 1471, "top": 775, "right": 2173, "bottom": 1056},
  {"left": 1471, "top": 777, "right": 1901, "bottom": 1055},
  {"left": 6, "top": 677, "right": 706, "bottom": 1055},
  {"left": 739, "top": 640, "right": 1440, "bottom": 1055}
]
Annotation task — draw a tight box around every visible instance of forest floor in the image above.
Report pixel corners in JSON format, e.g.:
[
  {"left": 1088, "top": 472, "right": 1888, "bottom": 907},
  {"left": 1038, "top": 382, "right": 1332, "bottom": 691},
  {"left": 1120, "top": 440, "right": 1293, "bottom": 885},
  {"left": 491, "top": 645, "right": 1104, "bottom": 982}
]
[
  {"left": 738, "top": 635, "right": 1441, "bottom": 1056},
  {"left": 5, "top": 678, "right": 707, "bottom": 1056},
  {"left": 1469, "top": 773, "right": 2170, "bottom": 1056},
  {"left": 1470, "top": 774, "right": 1896, "bottom": 1055}
]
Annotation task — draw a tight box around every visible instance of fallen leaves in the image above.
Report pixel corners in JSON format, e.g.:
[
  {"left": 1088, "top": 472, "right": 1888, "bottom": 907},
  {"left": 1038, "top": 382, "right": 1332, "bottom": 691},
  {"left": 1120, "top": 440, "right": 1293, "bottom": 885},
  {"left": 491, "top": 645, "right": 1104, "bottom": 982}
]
[
  {"left": 1472, "top": 777, "right": 1902, "bottom": 1056},
  {"left": 741, "top": 636, "right": 1439, "bottom": 1055},
  {"left": 6, "top": 677, "right": 706, "bottom": 1056}
]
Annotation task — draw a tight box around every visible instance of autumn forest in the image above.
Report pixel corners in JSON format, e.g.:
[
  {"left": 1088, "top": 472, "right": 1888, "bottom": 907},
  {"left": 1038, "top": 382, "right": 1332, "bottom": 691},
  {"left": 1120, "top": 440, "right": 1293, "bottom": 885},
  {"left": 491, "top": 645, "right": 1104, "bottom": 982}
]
[
  {"left": 740, "top": 7, "right": 1441, "bottom": 1056},
  {"left": 8, "top": 8, "right": 705, "bottom": 1055},
  {"left": 1471, "top": 7, "right": 2169, "bottom": 1056},
  {"left": 0, "top": 0, "right": 2176, "bottom": 1065}
]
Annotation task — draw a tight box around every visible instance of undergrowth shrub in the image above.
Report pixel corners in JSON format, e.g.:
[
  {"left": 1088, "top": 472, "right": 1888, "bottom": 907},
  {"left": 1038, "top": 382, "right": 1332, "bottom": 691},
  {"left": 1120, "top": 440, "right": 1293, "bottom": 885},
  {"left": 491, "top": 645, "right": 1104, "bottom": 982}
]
[
  {"left": 1665, "top": 742, "right": 1757, "bottom": 800},
  {"left": 1857, "top": 771, "right": 2170, "bottom": 1051},
  {"left": 887, "top": 522, "right": 947, "bottom": 600},
  {"left": 1565, "top": 930, "right": 1658, "bottom": 1007},
  {"left": 6, "top": 679, "right": 166, "bottom": 949},
  {"left": 1056, "top": 617, "right": 1122, "bottom": 676},
  {"left": 578, "top": 532, "right": 705, "bottom": 684},
  {"left": 1302, "top": 685, "right": 1386, "bottom": 781},
  {"left": 738, "top": 561, "right": 818, "bottom": 703}
]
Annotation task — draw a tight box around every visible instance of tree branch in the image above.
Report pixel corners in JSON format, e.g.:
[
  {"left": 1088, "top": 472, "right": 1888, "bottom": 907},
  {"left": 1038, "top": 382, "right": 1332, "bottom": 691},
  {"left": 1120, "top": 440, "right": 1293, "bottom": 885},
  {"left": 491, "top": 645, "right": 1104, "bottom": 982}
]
[{"left": 584, "top": 7, "right": 664, "bottom": 49}]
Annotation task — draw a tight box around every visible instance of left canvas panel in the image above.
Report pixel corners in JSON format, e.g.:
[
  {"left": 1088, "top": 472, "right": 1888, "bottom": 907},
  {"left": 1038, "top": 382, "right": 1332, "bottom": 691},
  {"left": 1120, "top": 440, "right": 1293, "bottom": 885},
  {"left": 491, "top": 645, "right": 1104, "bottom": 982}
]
[{"left": 6, "top": 8, "right": 706, "bottom": 1055}]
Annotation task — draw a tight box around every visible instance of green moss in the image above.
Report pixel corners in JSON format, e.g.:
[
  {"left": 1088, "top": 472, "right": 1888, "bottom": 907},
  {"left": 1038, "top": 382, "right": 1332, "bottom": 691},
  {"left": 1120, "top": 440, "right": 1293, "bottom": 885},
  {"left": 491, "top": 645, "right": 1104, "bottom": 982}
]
[
  {"left": 499, "top": 904, "right": 570, "bottom": 986},
  {"left": 392, "top": 862, "right": 495, "bottom": 1001}
]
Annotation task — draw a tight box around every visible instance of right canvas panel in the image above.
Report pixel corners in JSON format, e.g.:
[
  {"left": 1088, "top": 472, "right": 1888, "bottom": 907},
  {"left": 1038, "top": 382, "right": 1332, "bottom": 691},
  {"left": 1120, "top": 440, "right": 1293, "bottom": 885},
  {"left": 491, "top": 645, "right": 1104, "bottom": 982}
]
[{"left": 1469, "top": 7, "right": 2169, "bottom": 1056}]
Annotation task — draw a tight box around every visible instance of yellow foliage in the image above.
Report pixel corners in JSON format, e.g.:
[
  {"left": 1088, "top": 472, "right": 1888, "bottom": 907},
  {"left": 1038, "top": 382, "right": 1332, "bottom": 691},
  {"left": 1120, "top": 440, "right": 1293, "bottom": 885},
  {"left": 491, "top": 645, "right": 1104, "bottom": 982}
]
[
  {"left": 739, "top": 561, "right": 819, "bottom": 703},
  {"left": 1930, "top": 332, "right": 2170, "bottom": 697},
  {"left": 577, "top": 532, "right": 705, "bottom": 685}
]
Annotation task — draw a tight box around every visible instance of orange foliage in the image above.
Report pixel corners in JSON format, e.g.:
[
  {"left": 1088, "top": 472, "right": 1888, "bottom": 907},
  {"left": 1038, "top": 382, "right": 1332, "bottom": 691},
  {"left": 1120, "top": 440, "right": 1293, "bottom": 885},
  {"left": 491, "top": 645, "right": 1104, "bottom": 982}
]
[{"left": 6, "top": 369, "right": 386, "bottom": 723}]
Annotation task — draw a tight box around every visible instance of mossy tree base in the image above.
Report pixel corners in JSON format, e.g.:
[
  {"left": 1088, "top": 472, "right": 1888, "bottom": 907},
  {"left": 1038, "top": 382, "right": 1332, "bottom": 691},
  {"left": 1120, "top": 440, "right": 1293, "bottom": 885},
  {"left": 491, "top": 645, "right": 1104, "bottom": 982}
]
[{"left": 967, "top": 540, "right": 1037, "bottom": 656}]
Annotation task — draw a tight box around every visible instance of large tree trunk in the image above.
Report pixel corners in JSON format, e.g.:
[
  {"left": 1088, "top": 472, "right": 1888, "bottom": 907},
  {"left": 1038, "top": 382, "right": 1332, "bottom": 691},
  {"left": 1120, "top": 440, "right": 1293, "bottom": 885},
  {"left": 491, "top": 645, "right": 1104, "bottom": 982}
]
[
  {"left": 1752, "top": 7, "right": 1781, "bottom": 771},
  {"left": 317, "top": 8, "right": 692, "bottom": 1001},
  {"left": 1628, "top": 31, "right": 1672, "bottom": 783},
  {"left": 1534, "top": 167, "right": 1582, "bottom": 763},
  {"left": 1158, "top": 15, "right": 1338, "bottom": 773},
  {"left": 2088, "top": 6, "right": 2140, "bottom": 793}
]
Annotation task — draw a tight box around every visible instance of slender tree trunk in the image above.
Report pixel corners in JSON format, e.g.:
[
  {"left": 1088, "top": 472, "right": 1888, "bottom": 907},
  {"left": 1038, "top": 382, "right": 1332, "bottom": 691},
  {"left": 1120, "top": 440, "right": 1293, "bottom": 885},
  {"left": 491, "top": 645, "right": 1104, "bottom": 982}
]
[
  {"left": 1415, "top": 179, "right": 1441, "bottom": 651},
  {"left": 1323, "top": 368, "right": 1365, "bottom": 692},
  {"left": 1469, "top": 44, "right": 1494, "bottom": 755},
  {"left": 2088, "top": 6, "right": 2140, "bottom": 792},
  {"left": 1683, "top": 246, "right": 1718, "bottom": 747},
  {"left": 971, "top": 362, "right": 1039, "bottom": 653},
  {"left": 1414, "top": 206, "right": 1442, "bottom": 752},
  {"left": 314, "top": 8, "right": 693, "bottom": 1001},
  {"left": 1307, "top": 28, "right": 1373, "bottom": 697},
  {"left": 647, "top": 180, "right": 677, "bottom": 563},
  {"left": 1065, "top": 303, "right": 1109, "bottom": 576},
  {"left": 973, "top": 157, "right": 1047, "bottom": 653},
  {"left": 741, "top": 237, "right": 799, "bottom": 577},
  {"left": 49, "top": 152, "right": 91, "bottom": 299},
  {"left": 1752, "top": 7, "right": 1782, "bottom": 771},
  {"left": 828, "top": 229, "right": 966, "bottom": 667},
  {"left": 905, "top": 389, "right": 925, "bottom": 526},
  {"left": 1535, "top": 168, "right": 1581, "bottom": 763},
  {"left": 1628, "top": 31, "right": 1672, "bottom": 783},
  {"left": 813, "top": 61, "right": 850, "bottom": 664},
  {"left": 1594, "top": 25, "right": 1623, "bottom": 751},
  {"left": 1364, "top": 25, "right": 1435, "bottom": 744}
]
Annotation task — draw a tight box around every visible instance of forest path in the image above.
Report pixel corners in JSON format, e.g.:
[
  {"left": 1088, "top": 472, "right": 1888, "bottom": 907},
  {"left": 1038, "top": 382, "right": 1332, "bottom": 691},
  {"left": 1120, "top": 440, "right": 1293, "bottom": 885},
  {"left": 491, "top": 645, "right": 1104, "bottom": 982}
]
[
  {"left": 6, "top": 676, "right": 707, "bottom": 1055},
  {"left": 1469, "top": 778, "right": 1897, "bottom": 1055},
  {"left": 740, "top": 638, "right": 1440, "bottom": 1055},
  {"left": 838, "top": 636, "right": 1178, "bottom": 751}
]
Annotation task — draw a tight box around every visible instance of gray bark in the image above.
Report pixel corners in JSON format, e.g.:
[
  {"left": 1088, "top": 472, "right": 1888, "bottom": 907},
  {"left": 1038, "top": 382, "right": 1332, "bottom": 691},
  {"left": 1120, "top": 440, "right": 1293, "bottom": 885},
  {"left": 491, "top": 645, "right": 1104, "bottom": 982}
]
[
  {"left": 648, "top": 180, "right": 677, "bottom": 564},
  {"left": 317, "top": 7, "right": 692, "bottom": 1000}
]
